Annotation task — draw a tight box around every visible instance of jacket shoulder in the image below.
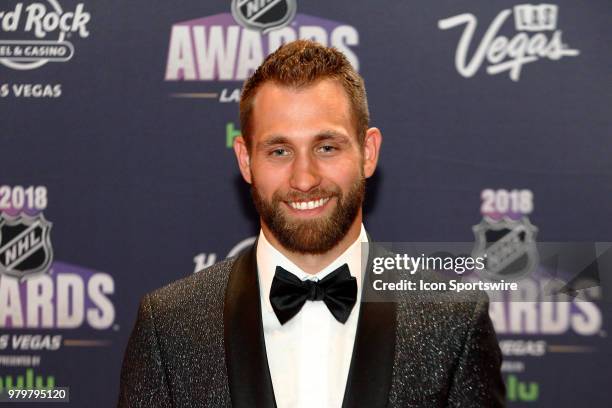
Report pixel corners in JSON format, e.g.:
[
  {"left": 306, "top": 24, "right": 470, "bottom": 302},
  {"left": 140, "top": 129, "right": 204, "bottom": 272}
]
[{"left": 120, "top": 258, "right": 236, "bottom": 407}]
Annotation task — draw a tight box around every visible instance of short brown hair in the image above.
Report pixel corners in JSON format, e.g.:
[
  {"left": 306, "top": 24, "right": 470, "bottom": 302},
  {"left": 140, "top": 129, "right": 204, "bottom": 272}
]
[{"left": 239, "top": 40, "right": 369, "bottom": 149}]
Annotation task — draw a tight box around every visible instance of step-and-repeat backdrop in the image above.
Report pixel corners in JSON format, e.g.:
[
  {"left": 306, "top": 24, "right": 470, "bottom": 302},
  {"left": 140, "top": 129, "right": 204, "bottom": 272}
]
[{"left": 1, "top": 0, "right": 611, "bottom": 406}]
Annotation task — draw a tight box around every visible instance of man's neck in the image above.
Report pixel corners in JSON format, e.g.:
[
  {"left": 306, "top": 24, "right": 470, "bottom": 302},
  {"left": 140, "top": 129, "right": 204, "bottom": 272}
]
[{"left": 261, "top": 216, "right": 363, "bottom": 275}]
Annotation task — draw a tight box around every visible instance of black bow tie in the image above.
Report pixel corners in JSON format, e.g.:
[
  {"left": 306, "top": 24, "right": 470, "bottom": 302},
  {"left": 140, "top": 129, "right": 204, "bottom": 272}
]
[{"left": 269, "top": 263, "right": 358, "bottom": 325}]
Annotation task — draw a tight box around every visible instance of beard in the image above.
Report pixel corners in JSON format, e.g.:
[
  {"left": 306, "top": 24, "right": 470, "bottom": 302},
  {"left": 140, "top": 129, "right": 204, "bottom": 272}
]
[{"left": 251, "top": 176, "right": 365, "bottom": 254}]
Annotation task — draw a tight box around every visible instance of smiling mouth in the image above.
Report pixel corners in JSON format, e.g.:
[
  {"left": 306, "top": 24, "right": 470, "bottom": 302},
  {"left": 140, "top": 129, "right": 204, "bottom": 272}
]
[{"left": 286, "top": 197, "right": 331, "bottom": 211}]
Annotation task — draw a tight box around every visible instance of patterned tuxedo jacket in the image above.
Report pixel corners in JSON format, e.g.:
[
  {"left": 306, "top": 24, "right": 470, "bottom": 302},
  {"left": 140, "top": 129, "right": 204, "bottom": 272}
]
[{"left": 118, "top": 243, "right": 505, "bottom": 407}]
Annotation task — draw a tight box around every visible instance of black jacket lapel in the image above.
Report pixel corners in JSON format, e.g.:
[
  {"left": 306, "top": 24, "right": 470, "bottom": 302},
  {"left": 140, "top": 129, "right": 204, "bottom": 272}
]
[
  {"left": 342, "top": 242, "right": 397, "bottom": 408},
  {"left": 224, "top": 243, "right": 276, "bottom": 408}
]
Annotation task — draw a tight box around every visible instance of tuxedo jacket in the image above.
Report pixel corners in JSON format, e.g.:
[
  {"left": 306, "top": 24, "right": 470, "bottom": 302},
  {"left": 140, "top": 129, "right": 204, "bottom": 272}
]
[{"left": 118, "top": 243, "right": 505, "bottom": 407}]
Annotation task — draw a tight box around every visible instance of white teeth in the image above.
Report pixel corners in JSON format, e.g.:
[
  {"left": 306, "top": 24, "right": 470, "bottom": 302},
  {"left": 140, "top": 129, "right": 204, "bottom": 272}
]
[{"left": 289, "top": 198, "right": 330, "bottom": 210}]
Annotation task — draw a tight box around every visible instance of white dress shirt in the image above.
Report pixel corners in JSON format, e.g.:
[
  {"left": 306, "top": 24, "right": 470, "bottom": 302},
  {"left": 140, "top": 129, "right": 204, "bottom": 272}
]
[{"left": 256, "top": 225, "right": 368, "bottom": 408}]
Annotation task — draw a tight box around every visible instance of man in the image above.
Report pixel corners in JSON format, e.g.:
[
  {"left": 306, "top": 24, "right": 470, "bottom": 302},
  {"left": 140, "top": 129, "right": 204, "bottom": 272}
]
[{"left": 119, "top": 40, "right": 505, "bottom": 407}]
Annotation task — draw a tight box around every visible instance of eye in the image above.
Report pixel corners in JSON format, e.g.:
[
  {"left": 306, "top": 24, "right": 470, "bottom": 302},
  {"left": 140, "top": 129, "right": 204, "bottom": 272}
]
[
  {"left": 270, "top": 148, "right": 290, "bottom": 157},
  {"left": 317, "top": 145, "right": 338, "bottom": 154}
]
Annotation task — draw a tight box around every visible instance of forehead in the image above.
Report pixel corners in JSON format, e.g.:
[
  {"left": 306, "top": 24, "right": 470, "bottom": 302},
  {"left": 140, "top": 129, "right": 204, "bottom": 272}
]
[{"left": 249, "top": 79, "right": 355, "bottom": 142}]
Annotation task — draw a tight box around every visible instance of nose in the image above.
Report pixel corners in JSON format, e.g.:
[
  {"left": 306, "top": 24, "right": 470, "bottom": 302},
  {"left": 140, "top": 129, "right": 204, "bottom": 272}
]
[{"left": 289, "top": 153, "right": 321, "bottom": 192}]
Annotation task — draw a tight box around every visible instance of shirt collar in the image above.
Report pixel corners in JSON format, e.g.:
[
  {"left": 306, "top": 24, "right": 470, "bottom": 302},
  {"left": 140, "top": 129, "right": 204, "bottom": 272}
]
[{"left": 257, "top": 224, "right": 369, "bottom": 314}]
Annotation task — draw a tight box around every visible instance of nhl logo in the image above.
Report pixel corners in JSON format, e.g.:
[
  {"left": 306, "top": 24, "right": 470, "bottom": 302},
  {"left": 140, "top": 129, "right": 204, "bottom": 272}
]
[
  {"left": 472, "top": 217, "right": 538, "bottom": 281},
  {"left": 231, "top": 0, "right": 297, "bottom": 33},
  {"left": 0, "top": 213, "right": 53, "bottom": 280}
]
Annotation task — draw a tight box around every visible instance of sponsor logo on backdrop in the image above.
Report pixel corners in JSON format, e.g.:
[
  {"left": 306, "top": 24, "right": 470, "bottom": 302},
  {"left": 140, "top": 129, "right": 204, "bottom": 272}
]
[
  {"left": 0, "top": 1, "right": 91, "bottom": 98},
  {"left": 0, "top": 185, "right": 117, "bottom": 392},
  {"left": 0, "top": 367, "right": 55, "bottom": 392},
  {"left": 226, "top": 122, "right": 241, "bottom": 148},
  {"left": 474, "top": 189, "right": 604, "bottom": 403},
  {"left": 438, "top": 4, "right": 579, "bottom": 81},
  {"left": 505, "top": 374, "right": 539, "bottom": 402},
  {"left": 472, "top": 189, "right": 538, "bottom": 281},
  {"left": 0, "top": 213, "right": 53, "bottom": 279},
  {"left": 0, "top": 0, "right": 90, "bottom": 69},
  {"left": 164, "top": 2, "right": 359, "bottom": 104},
  {"left": 231, "top": 0, "right": 297, "bottom": 33}
]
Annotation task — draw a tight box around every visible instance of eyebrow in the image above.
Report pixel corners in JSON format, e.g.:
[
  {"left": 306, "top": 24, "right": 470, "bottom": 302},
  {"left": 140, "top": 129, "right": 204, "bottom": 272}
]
[
  {"left": 313, "top": 130, "right": 351, "bottom": 144},
  {"left": 258, "top": 135, "right": 290, "bottom": 150},
  {"left": 257, "top": 130, "right": 351, "bottom": 150}
]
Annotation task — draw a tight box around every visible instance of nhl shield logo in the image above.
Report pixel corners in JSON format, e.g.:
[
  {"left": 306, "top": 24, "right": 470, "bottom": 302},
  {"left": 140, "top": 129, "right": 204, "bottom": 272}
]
[
  {"left": 231, "top": 0, "right": 297, "bottom": 33},
  {"left": 0, "top": 213, "right": 53, "bottom": 280},
  {"left": 472, "top": 217, "right": 538, "bottom": 281}
]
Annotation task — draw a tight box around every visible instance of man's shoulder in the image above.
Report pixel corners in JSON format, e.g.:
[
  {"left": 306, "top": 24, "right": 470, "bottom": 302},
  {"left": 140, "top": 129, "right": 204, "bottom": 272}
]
[{"left": 144, "top": 257, "right": 238, "bottom": 316}]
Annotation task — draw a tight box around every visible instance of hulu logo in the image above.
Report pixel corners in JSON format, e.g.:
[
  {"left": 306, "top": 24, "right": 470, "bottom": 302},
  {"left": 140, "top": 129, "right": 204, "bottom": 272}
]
[
  {"left": 226, "top": 122, "right": 241, "bottom": 148},
  {"left": 0, "top": 368, "right": 55, "bottom": 392},
  {"left": 506, "top": 374, "right": 539, "bottom": 402}
]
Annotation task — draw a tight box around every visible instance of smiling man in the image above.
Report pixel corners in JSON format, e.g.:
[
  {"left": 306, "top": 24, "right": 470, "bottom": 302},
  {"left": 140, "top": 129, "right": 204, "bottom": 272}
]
[
  {"left": 235, "top": 56, "right": 377, "bottom": 271},
  {"left": 119, "top": 40, "right": 505, "bottom": 407}
]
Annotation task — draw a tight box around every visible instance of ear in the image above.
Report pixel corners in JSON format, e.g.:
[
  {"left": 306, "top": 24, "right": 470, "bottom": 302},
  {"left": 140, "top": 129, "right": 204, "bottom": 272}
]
[
  {"left": 233, "top": 136, "right": 252, "bottom": 184},
  {"left": 362, "top": 127, "right": 382, "bottom": 178}
]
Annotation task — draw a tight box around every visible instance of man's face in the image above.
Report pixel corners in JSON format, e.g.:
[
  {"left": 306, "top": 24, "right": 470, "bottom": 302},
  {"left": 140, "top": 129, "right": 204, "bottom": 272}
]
[{"left": 237, "top": 79, "right": 371, "bottom": 254}]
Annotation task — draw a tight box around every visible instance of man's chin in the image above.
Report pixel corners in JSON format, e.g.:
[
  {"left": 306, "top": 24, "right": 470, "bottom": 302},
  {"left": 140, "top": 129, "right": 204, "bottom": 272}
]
[{"left": 273, "top": 224, "right": 343, "bottom": 255}]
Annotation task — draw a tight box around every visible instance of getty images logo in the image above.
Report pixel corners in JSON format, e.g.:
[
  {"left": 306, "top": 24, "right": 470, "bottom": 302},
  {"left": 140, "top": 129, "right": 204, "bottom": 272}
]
[{"left": 438, "top": 4, "right": 579, "bottom": 81}]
